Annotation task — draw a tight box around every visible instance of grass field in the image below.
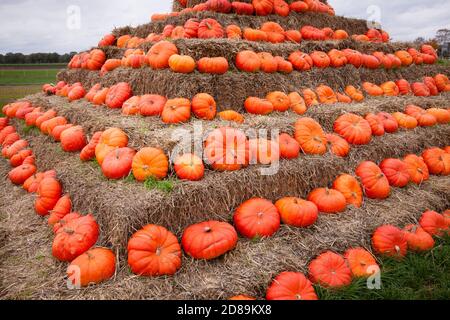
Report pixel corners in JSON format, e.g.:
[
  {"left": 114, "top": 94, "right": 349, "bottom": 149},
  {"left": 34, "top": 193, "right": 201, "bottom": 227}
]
[
  {"left": 0, "top": 63, "right": 62, "bottom": 106},
  {"left": 317, "top": 236, "right": 450, "bottom": 300},
  {"left": 0, "top": 69, "right": 61, "bottom": 85}
]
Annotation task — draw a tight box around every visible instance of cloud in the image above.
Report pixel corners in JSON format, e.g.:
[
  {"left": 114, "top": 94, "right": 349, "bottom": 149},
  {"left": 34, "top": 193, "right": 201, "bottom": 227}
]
[{"left": 0, "top": 0, "right": 448, "bottom": 54}]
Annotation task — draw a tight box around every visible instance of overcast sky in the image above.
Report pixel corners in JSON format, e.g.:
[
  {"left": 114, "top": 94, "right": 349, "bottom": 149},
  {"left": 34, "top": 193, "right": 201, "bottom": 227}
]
[{"left": 0, "top": 0, "right": 449, "bottom": 54}]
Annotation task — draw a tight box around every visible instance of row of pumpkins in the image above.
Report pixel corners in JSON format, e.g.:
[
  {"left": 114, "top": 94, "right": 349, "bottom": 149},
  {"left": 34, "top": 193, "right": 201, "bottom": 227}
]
[
  {"left": 2, "top": 115, "right": 448, "bottom": 296},
  {"left": 67, "top": 41, "right": 438, "bottom": 76},
  {"left": 98, "top": 21, "right": 389, "bottom": 50},
  {"left": 163, "top": 0, "right": 336, "bottom": 19},
  {"left": 0, "top": 118, "right": 111, "bottom": 287},
  {"left": 44, "top": 73, "right": 450, "bottom": 124},
  {"left": 3, "top": 93, "right": 450, "bottom": 186}
]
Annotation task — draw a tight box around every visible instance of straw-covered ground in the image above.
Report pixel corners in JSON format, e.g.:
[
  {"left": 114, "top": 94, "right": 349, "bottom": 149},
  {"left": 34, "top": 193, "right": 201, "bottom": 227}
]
[
  {"left": 118, "top": 9, "right": 362, "bottom": 39},
  {"left": 0, "top": 156, "right": 448, "bottom": 300},
  {"left": 7, "top": 91, "right": 450, "bottom": 253}
]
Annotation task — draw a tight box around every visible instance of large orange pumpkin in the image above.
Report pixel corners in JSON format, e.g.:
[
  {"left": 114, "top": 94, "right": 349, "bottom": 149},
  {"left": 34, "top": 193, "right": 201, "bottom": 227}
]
[
  {"left": 174, "top": 153, "right": 204, "bottom": 181},
  {"left": 146, "top": 41, "right": 179, "bottom": 69},
  {"left": 52, "top": 215, "right": 99, "bottom": 262},
  {"left": 192, "top": 93, "right": 217, "bottom": 120},
  {"left": 275, "top": 197, "right": 318, "bottom": 227},
  {"left": 278, "top": 133, "right": 300, "bottom": 159},
  {"left": 333, "top": 113, "right": 372, "bottom": 145},
  {"left": 294, "top": 118, "right": 327, "bottom": 155},
  {"left": 162, "top": 98, "right": 191, "bottom": 124},
  {"left": 308, "top": 251, "right": 352, "bottom": 288},
  {"left": 67, "top": 248, "right": 116, "bottom": 287},
  {"left": 372, "top": 225, "right": 407, "bottom": 258},
  {"left": 379, "top": 158, "right": 410, "bottom": 187},
  {"left": 244, "top": 97, "right": 274, "bottom": 115},
  {"left": 127, "top": 224, "right": 182, "bottom": 276},
  {"left": 266, "top": 272, "right": 318, "bottom": 300},
  {"left": 307, "top": 188, "right": 347, "bottom": 214},
  {"left": 204, "top": 127, "right": 249, "bottom": 171},
  {"left": 332, "top": 174, "right": 363, "bottom": 208},
  {"left": 182, "top": 221, "right": 238, "bottom": 260},
  {"left": 403, "top": 225, "right": 435, "bottom": 252},
  {"left": 419, "top": 210, "right": 448, "bottom": 236},
  {"left": 422, "top": 148, "right": 450, "bottom": 175},
  {"left": 233, "top": 198, "right": 280, "bottom": 239},
  {"left": 105, "top": 82, "right": 132, "bottom": 109},
  {"left": 356, "top": 161, "right": 391, "bottom": 199},
  {"left": 403, "top": 154, "right": 429, "bottom": 185},
  {"left": 95, "top": 128, "right": 129, "bottom": 165},
  {"left": 132, "top": 147, "right": 169, "bottom": 181},
  {"left": 344, "top": 248, "right": 379, "bottom": 278},
  {"left": 326, "top": 134, "right": 350, "bottom": 158}
]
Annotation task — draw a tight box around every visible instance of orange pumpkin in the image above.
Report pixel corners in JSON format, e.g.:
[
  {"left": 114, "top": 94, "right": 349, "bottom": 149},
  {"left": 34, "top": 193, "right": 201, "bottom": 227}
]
[
  {"left": 132, "top": 147, "right": 169, "bottom": 181},
  {"left": 395, "top": 50, "right": 413, "bottom": 66},
  {"left": 308, "top": 251, "right": 352, "bottom": 288},
  {"left": 326, "top": 133, "right": 350, "bottom": 158},
  {"left": 307, "top": 188, "right": 347, "bottom": 214},
  {"left": 266, "top": 91, "right": 290, "bottom": 112},
  {"left": 332, "top": 174, "right": 363, "bottom": 208},
  {"left": 67, "top": 248, "right": 116, "bottom": 287},
  {"left": 403, "top": 225, "right": 435, "bottom": 252},
  {"left": 363, "top": 82, "right": 383, "bottom": 96},
  {"left": 302, "top": 89, "right": 319, "bottom": 107},
  {"left": 356, "top": 161, "right": 391, "bottom": 199},
  {"left": 236, "top": 50, "right": 261, "bottom": 72},
  {"left": 198, "top": 18, "right": 224, "bottom": 38},
  {"left": 182, "top": 221, "right": 238, "bottom": 260},
  {"left": 288, "top": 92, "right": 307, "bottom": 115},
  {"left": 162, "top": 98, "right": 191, "bottom": 124},
  {"left": 365, "top": 113, "right": 385, "bottom": 136},
  {"left": 95, "top": 128, "right": 129, "bottom": 165},
  {"left": 233, "top": 198, "right": 280, "bottom": 238},
  {"left": 266, "top": 272, "right": 318, "bottom": 300},
  {"left": 345, "top": 85, "right": 364, "bottom": 102},
  {"left": 204, "top": 127, "right": 249, "bottom": 171},
  {"left": 192, "top": 93, "right": 217, "bottom": 120},
  {"left": 258, "top": 52, "right": 278, "bottom": 73},
  {"left": 419, "top": 210, "right": 448, "bottom": 236},
  {"left": 372, "top": 225, "right": 407, "bottom": 258},
  {"left": 316, "top": 85, "right": 338, "bottom": 104},
  {"left": 174, "top": 153, "right": 204, "bottom": 181},
  {"left": 278, "top": 133, "right": 300, "bottom": 159},
  {"left": 218, "top": 110, "right": 245, "bottom": 123},
  {"left": 288, "top": 51, "right": 313, "bottom": 71},
  {"left": 392, "top": 112, "right": 418, "bottom": 129},
  {"left": 197, "top": 57, "right": 229, "bottom": 74},
  {"left": 244, "top": 97, "right": 273, "bottom": 115},
  {"left": 379, "top": 158, "right": 410, "bottom": 187},
  {"left": 403, "top": 154, "right": 429, "bottom": 185},
  {"left": 334, "top": 113, "right": 372, "bottom": 145},
  {"left": 275, "top": 197, "right": 318, "bottom": 228},
  {"left": 422, "top": 148, "right": 450, "bottom": 175},
  {"left": 146, "top": 41, "right": 179, "bottom": 69},
  {"left": 328, "top": 49, "right": 347, "bottom": 68},
  {"left": 127, "top": 224, "right": 182, "bottom": 276},
  {"left": 344, "top": 248, "right": 379, "bottom": 278},
  {"left": 380, "top": 81, "right": 399, "bottom": 96},
  {"left": 310, "top": 51, "right": 331, "bottom": 68},
  {"left": 426, "top": 108, "right": 450, "bottom": 124},
  {"left": 294, "top": 118, "right": 327, "bottom": 155},
  {"left": 168, "top": 54, "right": 196, "bottom": 73}
]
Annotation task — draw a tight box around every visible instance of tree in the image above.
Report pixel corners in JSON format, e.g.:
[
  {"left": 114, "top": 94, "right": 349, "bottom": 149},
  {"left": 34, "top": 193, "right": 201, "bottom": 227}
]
[
  {"left": 413, "top": 37, "right": 426, "bottom": 45},
  {"left": 435, "top": 29, "right": 450, "bottom": 46}
]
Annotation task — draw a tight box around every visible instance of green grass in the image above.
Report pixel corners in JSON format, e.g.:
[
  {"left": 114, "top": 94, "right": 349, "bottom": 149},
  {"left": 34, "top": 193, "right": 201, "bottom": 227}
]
[
  {"left": 0, "top": 63, "right": 66, "bottom": 68},
  {"left": 144, "top": 176, "right": 177, "bottom": 193},
  {"left": 0, "top": 85, "right": 42, "bottom": 107},
  {"left": 0, "top": 69, "right": 60, "bottom": 85},
  {"left": 317, "top": 236, "right": 450, "bottom": 300},
  {"left": 437, "top": 59, "right": 450, "bottom": 66}
]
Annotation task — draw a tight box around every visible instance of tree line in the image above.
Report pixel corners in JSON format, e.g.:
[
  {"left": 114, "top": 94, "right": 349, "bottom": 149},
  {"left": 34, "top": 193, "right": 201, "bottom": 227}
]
[{"left": 0, "top": 52, "right": 77, "bottom": 64}]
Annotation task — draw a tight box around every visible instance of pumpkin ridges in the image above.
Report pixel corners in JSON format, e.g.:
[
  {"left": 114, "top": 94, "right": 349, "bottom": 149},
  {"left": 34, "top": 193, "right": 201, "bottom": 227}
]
[
  {"left": 234, "top": 198, "right": 280, "bottom": 239},
  {"left": 182, "top": 221, "right": 238, "bottom": 260},
  {"left": 127, "top": 224, "right": 182, "bottom": 276},
  {"left": 372, "top": 225, "right": 407, "bottom": 258},
  {"left": 308, "top": 251, "right": 352, "bottom": 288},
  {"left": 266, "top": 271, "right": 318, "bottom": 300}
]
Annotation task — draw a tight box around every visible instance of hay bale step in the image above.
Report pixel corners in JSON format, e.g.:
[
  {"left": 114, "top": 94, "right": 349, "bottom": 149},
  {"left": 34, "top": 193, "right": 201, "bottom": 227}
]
[
  {"left": 116, "top": 10, "right": 365, "bottom": 39},
  {"left": 25, "top": 93, "right": 450, "bottom": 152},
  {"left": 12, "top": 117, "right": 450, "bottom": 253},
  {"left": 57, "top": 64, "right": 449, "bottom": 111},
  {"left": 1, "top": 157, "right": 448, "bottom": 300}
]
